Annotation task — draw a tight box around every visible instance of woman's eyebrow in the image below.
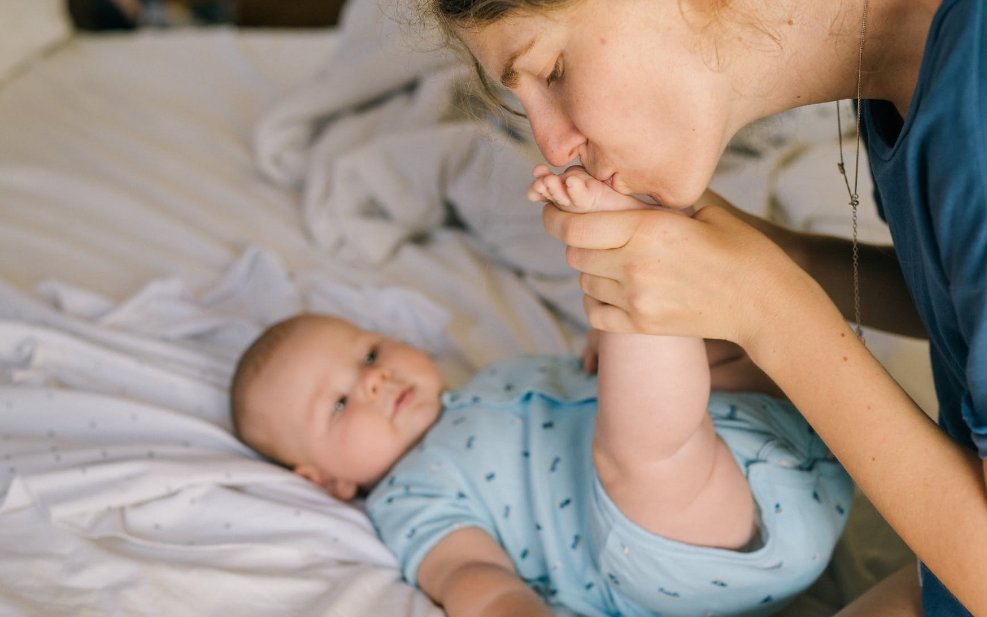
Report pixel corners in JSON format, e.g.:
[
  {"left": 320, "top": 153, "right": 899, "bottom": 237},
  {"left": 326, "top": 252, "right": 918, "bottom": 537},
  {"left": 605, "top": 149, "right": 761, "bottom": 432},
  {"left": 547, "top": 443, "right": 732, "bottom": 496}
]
[{"left": 500, "top": 38, "right": 537, "bottom": 88}]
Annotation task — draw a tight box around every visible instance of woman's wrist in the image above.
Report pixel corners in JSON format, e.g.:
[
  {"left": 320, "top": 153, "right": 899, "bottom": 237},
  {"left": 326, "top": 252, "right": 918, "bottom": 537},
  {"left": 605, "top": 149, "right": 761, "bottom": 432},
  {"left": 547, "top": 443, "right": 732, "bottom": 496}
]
[{"left": 742, "top": 266, "right": 848, "bottom": 373}]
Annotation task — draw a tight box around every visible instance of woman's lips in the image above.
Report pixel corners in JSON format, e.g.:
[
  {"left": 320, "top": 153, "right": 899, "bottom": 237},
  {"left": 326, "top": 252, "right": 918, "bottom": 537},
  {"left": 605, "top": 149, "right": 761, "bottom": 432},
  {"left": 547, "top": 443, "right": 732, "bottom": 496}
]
[{"left": 603, "top": 174, "right": 616, "bottom": 190}]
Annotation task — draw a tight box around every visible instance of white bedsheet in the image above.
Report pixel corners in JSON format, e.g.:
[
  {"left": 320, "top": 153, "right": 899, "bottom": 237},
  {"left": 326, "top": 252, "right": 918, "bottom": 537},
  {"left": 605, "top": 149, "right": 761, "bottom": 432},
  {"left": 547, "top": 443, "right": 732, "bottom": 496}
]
[
  {"left": 0, "top": 7, "right": 922, "bottom": 616},
  {"left": 0, "top": 243, "right": 564, "bottom": 617}
]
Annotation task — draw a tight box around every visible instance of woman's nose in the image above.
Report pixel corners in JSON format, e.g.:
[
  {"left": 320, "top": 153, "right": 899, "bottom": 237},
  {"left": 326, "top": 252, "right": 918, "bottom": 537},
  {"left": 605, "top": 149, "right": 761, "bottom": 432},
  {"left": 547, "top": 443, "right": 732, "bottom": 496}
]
[{"left": 527, "top": 101, "right": 584, "bottom": 168}]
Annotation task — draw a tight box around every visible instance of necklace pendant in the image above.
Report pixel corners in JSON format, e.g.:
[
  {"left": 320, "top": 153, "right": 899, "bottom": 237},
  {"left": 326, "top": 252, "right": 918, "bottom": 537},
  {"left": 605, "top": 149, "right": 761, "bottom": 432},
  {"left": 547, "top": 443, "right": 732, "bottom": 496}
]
[{"left": 837, "top": 162, "right": 846, "bottom": 175}]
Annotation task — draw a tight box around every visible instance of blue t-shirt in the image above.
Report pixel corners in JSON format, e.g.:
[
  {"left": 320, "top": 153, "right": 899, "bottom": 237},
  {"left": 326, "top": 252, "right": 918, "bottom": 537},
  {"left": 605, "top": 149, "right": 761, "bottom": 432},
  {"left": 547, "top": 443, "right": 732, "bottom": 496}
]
[
  {"left": 367, "top": 355, "right": 853, "bottom": 617},
  {"left": 861, "top": 0, "right": 987, "bottom": 458}
]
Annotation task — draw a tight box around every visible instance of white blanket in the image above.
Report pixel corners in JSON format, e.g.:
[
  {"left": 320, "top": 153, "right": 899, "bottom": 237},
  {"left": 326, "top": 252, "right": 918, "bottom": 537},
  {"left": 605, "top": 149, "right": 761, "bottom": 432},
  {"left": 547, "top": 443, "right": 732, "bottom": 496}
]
[
  {"left": 253, "top": 0, "right": 572, "bottom": 279},
  {"left": 0, "top": 238, "right": 580, "bottom": 616},
  {"left": 0, "top": 257, "right": 415, "bottom": 616}
]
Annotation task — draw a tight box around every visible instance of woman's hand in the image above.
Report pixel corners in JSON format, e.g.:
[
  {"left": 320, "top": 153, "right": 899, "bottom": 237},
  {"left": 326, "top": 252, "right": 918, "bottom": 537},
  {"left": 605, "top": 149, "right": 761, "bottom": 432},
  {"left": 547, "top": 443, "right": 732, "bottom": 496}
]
[{"left": 543, "top": 189, "right": 814, "bottom": 348}]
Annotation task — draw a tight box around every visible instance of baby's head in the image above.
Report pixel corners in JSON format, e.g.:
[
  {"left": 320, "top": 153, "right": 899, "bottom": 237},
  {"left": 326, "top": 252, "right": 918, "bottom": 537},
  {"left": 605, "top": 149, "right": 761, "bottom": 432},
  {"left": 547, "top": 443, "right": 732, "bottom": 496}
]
[{"left": 230, "top": 314, "right": 444, "bottom": 500}]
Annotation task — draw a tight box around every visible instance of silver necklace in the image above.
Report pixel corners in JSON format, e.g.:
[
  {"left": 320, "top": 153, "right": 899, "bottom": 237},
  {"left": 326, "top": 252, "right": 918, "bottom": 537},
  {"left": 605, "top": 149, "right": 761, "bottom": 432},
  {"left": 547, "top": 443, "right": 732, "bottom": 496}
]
[{"left": 835, "top": 0, "right": 869, "bottom": 341}]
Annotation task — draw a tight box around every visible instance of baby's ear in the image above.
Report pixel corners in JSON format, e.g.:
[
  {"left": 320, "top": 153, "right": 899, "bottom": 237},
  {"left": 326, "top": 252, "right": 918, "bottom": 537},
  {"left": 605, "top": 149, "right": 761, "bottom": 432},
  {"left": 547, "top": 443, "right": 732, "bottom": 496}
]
[
  {"left": 294, "top": 464, "right": 358, "bottom": 501},
  {"left": 325, "top": 478, "right": 359, "bottom": 501}
]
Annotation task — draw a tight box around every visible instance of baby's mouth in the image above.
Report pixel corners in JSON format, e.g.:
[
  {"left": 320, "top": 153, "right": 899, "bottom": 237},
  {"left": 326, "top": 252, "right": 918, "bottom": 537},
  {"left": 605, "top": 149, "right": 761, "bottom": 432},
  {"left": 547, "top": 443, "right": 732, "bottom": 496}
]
[{"left": 392, "top": 385, "right": 414, "bottom": 419}]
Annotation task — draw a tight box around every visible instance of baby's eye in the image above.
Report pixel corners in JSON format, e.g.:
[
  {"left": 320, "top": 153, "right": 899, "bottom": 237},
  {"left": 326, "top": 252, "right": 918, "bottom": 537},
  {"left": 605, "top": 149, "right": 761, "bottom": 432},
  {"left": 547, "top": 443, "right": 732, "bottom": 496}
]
[
  {"left": 334, "top": 396, "right": 347, "bottom": 414},
  {"left": 364, "top": 347, "right": 378, "bottom": 365}
]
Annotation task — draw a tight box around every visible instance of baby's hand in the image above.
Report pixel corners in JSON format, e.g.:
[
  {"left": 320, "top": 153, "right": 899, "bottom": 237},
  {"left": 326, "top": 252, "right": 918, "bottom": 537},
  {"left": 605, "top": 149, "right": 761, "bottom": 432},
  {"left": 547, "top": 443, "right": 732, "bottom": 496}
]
[{"left": 526, "top": 164, "right": 652, "bottom": 212}]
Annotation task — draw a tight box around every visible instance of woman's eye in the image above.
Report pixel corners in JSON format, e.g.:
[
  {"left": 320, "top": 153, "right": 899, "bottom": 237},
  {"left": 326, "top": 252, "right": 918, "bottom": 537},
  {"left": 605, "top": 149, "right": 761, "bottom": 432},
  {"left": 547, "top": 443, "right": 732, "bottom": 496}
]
[
  {"left": 334, "top": 396, "right": 347, "bottom": 414},
  {"left": 364, "top": 347, "right": 378, "bottom": 365},
  {"left": 546, "top": 59, "right": 563, "bottom": 86}
]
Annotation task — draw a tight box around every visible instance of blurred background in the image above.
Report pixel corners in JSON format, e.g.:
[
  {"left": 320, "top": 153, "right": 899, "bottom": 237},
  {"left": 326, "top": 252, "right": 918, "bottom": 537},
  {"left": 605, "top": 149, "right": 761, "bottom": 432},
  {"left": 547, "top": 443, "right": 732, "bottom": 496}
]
[{"left": 66, "top": 0, "right": 347, "bottom": 29}]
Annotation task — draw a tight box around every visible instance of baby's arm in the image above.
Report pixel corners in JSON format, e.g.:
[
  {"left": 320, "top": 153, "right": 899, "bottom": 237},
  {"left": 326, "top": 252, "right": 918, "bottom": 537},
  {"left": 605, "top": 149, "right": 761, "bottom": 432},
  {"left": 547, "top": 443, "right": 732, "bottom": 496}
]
[
  {"left": 533, "top": 167, "right": 755, "bottom": 549},
  {"left": 417, "top": 527, "right": 553, "bottom": 617}
]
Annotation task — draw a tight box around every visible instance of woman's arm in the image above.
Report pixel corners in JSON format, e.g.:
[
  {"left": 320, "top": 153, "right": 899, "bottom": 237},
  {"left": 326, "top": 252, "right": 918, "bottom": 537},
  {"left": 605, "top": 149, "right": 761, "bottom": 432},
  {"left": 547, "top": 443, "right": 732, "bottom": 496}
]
[
  {"left": 711, "top": 192, "right": 927, "bottom": 338},
  {"left": 418, "top": 527, "right": 553, "bottom": 617},
  {"left": 543, "top": 200, "right": 987, "bottom": 615},
  {"left": 747, "top": 267, "right": 987, "bottom": 616}
]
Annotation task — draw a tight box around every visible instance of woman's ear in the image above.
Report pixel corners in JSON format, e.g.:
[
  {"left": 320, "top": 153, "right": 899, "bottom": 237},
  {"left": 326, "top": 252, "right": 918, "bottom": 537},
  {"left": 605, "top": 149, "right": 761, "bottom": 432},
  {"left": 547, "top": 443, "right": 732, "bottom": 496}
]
[{"left": 294, "top": 464, "right": 358, "bottom": 501}]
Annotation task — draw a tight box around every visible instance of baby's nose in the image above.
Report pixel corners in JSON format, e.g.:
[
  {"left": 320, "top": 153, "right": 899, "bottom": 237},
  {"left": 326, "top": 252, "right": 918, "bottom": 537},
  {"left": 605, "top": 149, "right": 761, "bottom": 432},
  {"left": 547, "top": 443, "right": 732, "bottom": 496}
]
[{"left": 362, "top": 366, "right": 390, "bottom": 397}]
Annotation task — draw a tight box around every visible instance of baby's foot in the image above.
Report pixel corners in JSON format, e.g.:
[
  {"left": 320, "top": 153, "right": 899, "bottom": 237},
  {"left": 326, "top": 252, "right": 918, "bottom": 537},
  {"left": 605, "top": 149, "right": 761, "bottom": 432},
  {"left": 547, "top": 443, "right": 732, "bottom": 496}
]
[{"left": 527, "top": 164, "right": 651, "bottom": 212}]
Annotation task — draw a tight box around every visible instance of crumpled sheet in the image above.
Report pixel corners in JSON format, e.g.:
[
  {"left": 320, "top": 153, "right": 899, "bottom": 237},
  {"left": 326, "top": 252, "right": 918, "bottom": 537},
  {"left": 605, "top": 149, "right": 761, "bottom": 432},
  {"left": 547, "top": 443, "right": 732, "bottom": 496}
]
[
  {"left": 0, "top": 251, "right": 425, "bottom": 616},
  {"left": 253, "top": 0, "right": 566, "bottom": 270},
  {"left": 0, "top": 240, "right": 586, "bottom": 617}
]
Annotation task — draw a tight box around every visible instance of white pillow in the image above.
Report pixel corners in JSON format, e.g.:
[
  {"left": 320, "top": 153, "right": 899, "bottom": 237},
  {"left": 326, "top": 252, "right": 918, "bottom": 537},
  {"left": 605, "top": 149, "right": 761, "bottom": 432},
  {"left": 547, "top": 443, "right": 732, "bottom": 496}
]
[{"left": 0, "top": 0, "right": 73, "bottom": 86}]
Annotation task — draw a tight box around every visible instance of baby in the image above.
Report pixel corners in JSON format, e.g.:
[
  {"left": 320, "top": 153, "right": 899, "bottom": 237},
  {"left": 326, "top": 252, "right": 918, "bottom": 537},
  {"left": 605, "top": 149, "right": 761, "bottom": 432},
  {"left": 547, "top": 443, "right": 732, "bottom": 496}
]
[{"left": 230, "top": 166, "right": 851, "bottom": 617}]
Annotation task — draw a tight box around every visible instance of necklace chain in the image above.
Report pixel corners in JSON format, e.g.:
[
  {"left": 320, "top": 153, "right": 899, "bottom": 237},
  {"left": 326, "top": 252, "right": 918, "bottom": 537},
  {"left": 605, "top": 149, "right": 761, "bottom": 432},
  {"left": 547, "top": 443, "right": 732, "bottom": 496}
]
[{"left": 835, "top": 0, "right": 869, "bottom": 342}]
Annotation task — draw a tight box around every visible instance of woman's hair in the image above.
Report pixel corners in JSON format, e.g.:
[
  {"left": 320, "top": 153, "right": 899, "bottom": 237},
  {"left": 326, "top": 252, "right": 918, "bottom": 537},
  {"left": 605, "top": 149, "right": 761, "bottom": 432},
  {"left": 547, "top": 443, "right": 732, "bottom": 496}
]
[
  {"left": 423, "top": 0, "right": 581, "bottom": 116},
  {"left": 429, "top": 0, "right": 579, "bottom": 30}
]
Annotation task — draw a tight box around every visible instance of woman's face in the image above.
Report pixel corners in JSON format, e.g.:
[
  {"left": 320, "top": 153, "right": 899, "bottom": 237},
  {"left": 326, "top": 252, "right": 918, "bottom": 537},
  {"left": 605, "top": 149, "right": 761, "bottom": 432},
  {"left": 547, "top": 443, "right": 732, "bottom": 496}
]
[{"left": 463, "top": 0, "right": 744, "bottom": 208}]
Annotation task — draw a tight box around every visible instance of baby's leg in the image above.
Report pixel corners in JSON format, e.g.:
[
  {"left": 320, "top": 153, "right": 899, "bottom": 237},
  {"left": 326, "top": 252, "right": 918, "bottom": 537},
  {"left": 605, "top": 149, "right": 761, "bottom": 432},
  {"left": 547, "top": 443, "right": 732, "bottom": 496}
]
[{"left": 527, "top": 165, "right": 650, "bottom": 212}]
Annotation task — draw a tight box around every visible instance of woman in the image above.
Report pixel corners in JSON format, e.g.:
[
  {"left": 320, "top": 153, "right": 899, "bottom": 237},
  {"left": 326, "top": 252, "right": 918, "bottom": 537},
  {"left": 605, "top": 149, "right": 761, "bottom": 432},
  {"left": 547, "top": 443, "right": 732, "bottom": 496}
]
[{"left": 429, "top": 0, "right": 986, "bottom": 615}]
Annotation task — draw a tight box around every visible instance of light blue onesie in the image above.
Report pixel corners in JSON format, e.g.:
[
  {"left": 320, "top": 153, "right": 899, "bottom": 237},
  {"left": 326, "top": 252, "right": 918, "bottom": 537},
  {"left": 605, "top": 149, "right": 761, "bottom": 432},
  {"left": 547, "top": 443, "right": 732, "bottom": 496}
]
[{"left": 367, "top": 355, "right": 853, "bottom": 617}]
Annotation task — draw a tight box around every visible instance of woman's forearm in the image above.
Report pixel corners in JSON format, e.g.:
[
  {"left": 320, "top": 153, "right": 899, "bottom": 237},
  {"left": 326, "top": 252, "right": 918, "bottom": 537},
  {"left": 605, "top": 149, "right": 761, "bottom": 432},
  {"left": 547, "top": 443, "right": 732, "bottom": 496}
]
[
  {"left": 703, "top": 190, "right": 925, "bottom": 338},
  {"left": 747, "top": 275, "right": 987, "bottom": 615}
]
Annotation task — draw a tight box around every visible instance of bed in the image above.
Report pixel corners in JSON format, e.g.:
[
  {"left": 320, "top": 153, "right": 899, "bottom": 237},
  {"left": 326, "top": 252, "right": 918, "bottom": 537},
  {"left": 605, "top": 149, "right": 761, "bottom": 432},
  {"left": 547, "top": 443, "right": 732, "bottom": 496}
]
[{"left": 0, "top": 0, "right": 929, "bottom": 615}]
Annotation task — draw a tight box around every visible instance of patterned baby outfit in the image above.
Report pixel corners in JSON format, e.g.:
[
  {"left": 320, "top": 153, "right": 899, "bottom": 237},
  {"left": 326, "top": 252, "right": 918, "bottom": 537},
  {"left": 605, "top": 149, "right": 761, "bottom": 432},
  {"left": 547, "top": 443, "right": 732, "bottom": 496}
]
[{"left": 367, "top": 355, "right": 853, "bottom": 617}]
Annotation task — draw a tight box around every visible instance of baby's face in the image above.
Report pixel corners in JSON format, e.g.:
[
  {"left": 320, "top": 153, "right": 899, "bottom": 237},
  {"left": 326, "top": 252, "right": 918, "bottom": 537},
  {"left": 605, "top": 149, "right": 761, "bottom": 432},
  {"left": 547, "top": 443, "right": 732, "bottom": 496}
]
[{"left": 249, "top": 316, "right": 443, "bottom": 494}]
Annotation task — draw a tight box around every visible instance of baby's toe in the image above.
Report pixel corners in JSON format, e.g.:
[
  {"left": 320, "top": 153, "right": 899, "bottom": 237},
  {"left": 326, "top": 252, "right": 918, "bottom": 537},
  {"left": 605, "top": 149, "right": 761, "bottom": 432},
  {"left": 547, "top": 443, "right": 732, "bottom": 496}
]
[
  {"left": 532, "top": 164, "right": 553, "bottom": 179},
  {"left": 563, "top": 177, "right": 597, "bottom": 212},
  {"left": 559, "top": 165, "right": 594, "bottom": 183},
  {"left": 527, "top": 178, "right": 550, "bottom": 202},
  {"left": 543, "top": 175, "right": 573, "bottom": 208}
]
